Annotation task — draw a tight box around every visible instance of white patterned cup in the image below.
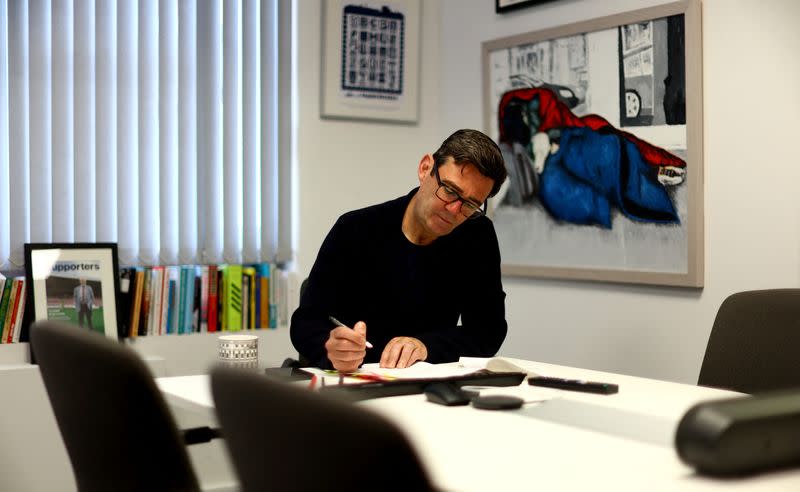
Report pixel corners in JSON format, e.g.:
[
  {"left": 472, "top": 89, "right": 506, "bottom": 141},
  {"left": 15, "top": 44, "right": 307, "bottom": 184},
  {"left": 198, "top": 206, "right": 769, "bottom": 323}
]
[{"left": 218, "top": 334, "right": 259, "bottom": 369}]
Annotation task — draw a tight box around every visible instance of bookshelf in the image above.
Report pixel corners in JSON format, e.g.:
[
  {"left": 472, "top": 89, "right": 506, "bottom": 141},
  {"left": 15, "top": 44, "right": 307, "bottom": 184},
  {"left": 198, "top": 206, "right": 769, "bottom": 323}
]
[{"left": 0, "top": 327, "right": 294, "bottom": 376}]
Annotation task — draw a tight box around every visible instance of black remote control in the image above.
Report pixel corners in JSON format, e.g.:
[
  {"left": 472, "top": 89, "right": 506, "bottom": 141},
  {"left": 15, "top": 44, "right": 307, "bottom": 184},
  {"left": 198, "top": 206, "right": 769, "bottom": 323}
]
[{"left": 528, "top": 376, "right": 619, "bottom": 394}]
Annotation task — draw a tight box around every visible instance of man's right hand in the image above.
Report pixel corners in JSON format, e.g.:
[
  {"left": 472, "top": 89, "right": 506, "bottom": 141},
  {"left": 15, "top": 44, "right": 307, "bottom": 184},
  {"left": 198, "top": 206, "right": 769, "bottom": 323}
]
[{"left": 325, "top": 321, "right": 368, "bottom": 372}]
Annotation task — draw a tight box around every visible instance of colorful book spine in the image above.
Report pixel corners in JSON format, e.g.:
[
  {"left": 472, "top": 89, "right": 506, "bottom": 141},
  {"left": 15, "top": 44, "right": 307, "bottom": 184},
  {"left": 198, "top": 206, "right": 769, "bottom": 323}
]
[
  {"left": 207, "top": 265, "right": 218, "bottom": 332},
  {"left": 148, "top": 267, "right": 164, "bottom": 336},
  {"left": 257, "top": 263, "right": 270, "bottom": 329},
  {"left": 223, "top": 264, "right": 243, "bottom": 331},
  {"left": 191, "top": 267, "right": 201, "bottom": 332},
  {"left": 181, "top": 266, "right": 197, "bottom": 334},
  {"left": 243, "top": 267, "right": 256, "bottom": 330},
  {"left": 5, "top": 279, "right": 23, "bottom": 343},
  {"left": 0, "top": 277, "right": 13, "bottom": 343},
  {"left": 200, "top": 266, "right": 209, "bottom": 333},
  {"left": 10, "top": 279, "right": 26, "bottom": 343},
  {"left": 139, "top": 267, "right": 152, "bottom": 336},
  {"left": 177, "top": 266, "right": 188, "bottom": 334},
  {"left": 268, "top": 263, "right": 277, "bottom": 329},
  {"left": 129, "top": 268, "right": 145, "bottom": 338}
]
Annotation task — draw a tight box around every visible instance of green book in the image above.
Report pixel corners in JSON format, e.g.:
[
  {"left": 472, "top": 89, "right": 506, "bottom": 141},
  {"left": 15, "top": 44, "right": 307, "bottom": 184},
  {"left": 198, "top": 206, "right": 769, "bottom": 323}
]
[
  {"left": 0, "top": 277, "right": 12, "bottom": 339},
  {"left": 223, "top": 264, "right": 243, "bottom": 331}
]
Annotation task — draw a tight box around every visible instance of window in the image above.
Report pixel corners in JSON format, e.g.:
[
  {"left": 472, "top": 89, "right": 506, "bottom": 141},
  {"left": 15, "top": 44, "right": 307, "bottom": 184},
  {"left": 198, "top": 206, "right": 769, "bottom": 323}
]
[{"left": 0, "top": 0, "right": 293, "bottom": 269}]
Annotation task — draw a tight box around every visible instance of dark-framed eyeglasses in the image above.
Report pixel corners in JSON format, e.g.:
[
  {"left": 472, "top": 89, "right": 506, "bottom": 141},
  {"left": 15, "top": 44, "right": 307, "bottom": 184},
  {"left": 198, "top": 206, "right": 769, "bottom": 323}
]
[{"left": 432, "top": 165, "right": 486, "bottom": 219}]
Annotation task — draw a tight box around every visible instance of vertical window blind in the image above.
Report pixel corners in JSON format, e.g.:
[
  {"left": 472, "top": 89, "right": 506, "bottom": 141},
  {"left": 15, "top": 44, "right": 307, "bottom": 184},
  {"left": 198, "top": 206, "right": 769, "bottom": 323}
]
[{"left": 0, "top": 0, "right": 293, "bottom": 269}]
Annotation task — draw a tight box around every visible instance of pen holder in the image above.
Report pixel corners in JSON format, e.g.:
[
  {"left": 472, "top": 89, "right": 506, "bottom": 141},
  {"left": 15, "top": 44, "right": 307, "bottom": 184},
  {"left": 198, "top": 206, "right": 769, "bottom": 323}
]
[{"left": 218, "top": 334, "right": 259, "bottom": 370}]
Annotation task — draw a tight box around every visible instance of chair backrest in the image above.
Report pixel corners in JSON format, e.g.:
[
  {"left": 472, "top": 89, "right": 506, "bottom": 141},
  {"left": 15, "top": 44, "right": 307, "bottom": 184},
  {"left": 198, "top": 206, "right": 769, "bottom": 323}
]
[
  {"left": 211, "top": 366, "right": 434, "bottom": 492},
  {"left": 698, "top": 289, "right": 800, "bottom": 394},
  {"left": 30, "top": 321, "right": 200, "bottom": 492}
]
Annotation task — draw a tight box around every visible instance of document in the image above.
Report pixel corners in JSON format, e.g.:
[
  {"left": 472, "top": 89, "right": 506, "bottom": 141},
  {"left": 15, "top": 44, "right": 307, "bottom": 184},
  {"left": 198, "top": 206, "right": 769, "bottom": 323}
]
[{"left": 301, "top": 361, "right": 480, "bottom": 384}]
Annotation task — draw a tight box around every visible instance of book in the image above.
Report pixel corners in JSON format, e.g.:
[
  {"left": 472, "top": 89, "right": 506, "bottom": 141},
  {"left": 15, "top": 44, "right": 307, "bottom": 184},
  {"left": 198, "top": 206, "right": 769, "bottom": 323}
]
[
  {"left": 148, "top": 267, "right": 164, "bottom": 336},
  {"left": 243, "top": 267, "right": 256, "bottom": 330},
  {"left": 2, "top": 278, "right": 20, "bottom": 343},
  {"left": 0, "top": 272, "right": 6, "bottom": 311},
  {"left": 129, "top": 268, "right": 145, "bottom": 338},
  {"left": 165, "top": 266, "right": 180, "bottom": 334},
  {"left": 218, "top": 266, "right": 226, "bottom": 331},
  {"left": 256, "top": 263, "right": 270, "bottom": 329},
  {"left": 191, "top": 267, "right": 201, "bottom": 332},
  {"left": 139, "top": 267, "right": 152, "bottom": 336},
  {"left": 207, "top": 264, "right": 219, "bottom": 333},
  {"left": 199, "top": 265, "right": 209, "bottom": 333},
  {"left": 241, "top": 272, "right": 250, "bottom": 331},
  {"left": 5, "top": 278, "right": 24, "bottom": 343},
  {"left": 0, "top": 276, "right": 13, "bottom": 343},
  {"left": 268, "top": 264, "right": 277, "bottom": 329},
  {"left": 10, "top": 278, "right": 26, "bottom": 343},
  {"left": 223, "top": 264, "right": 242, "bottom": 331},
  {"left": 157, "top": 266, "right": 170, "bottom": 336}
]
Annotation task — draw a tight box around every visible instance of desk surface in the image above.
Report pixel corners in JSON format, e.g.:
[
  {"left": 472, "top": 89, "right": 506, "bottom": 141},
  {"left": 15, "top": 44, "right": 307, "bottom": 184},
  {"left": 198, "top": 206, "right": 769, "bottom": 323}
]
[{"left": 156, "top": 359, "right": 800, "bottom": 491}]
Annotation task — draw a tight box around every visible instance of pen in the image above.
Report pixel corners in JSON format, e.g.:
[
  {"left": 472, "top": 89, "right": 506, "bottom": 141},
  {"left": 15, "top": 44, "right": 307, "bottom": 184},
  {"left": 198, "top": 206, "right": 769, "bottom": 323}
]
[{"left": 328, "top": 316, "right": 373, "bottom": 348}]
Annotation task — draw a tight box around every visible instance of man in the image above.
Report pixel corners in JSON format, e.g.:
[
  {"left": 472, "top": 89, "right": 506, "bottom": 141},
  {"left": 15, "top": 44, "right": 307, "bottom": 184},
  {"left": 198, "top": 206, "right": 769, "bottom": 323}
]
[
  {"left": 74, "top": 277, "right": 95, "bottom": 331},
  {"left": 291, "top": 129, "right": 508, "bottom": 372}
]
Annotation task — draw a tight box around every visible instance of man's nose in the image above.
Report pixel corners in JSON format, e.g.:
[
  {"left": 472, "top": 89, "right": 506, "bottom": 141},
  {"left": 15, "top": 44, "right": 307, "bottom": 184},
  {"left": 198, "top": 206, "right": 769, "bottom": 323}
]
[{"left": 444, "top": 200, "right": 462, "bottom": 215}]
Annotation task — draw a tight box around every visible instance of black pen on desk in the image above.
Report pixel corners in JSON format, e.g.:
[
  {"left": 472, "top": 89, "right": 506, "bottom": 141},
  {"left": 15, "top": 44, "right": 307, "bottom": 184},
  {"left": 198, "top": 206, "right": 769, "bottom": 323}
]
[{"left": 328, "top": 316, "right": 373, "bottom": 348}]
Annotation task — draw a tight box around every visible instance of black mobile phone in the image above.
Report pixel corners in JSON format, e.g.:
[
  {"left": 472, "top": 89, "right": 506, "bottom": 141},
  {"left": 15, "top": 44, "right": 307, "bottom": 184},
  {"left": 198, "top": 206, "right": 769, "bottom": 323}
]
[{"left": 528, "top": 376, "right": 619, "bottom": 394}]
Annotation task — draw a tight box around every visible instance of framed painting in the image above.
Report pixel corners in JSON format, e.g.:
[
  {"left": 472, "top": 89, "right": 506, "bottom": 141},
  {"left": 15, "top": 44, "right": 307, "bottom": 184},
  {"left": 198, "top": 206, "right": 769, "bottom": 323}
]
[
  {"left": 482, "top": 0, "right": 703, "bottom": 287},
  {"left": 24, "top": 243, "right": 122, "bottom": 340},
  {"left": 320, "top": 0, "right": 421, "bottom": 123},
  {"left": 496, "top": 0, "right": 556, "bottom": 14}
]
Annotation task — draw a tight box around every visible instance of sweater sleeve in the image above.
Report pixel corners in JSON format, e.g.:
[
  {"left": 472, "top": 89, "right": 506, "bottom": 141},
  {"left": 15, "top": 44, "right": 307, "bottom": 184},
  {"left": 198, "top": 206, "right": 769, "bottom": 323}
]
[
  {"left": 290, "top": 216, "right": 354, "bottom": 368},
  {"left": 415, "top": 221, "right": 508, "bottom": 363}
]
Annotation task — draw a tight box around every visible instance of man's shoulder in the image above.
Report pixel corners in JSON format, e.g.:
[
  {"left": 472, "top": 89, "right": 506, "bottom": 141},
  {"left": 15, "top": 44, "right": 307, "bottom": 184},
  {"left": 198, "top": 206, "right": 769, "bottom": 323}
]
[{"left": 336, "top": 191, "right": 411, "bottom": 227}]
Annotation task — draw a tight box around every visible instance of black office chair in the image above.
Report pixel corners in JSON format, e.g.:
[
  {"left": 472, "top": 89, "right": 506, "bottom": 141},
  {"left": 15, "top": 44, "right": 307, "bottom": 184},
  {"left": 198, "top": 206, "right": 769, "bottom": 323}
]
[
  {"left": 31, "top": 321, "right": 207, "bottom": 492},
  {"left": 281, "top": 276, "right": 310, "bottom": 369},
  {"left": 211, "top": 366, "right": 436, "bottom": 492},
  {"left": 698, "top": 289, "right": 800, "bottom": 394}
]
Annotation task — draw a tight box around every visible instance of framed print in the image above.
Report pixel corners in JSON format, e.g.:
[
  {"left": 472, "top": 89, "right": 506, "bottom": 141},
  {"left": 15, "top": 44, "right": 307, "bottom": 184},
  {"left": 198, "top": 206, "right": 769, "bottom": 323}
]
[
  {"left": 320, "top": 0, "right": 421, "bottom": 123},
  {"left": 482, "top": 0, "right": 703, "bottom": 287},
  {"left": 24, "top": 243, "right": 122, "bottom": 340},
  {"left": 496, "top": 0, "right": 555, "bottom": 14}
]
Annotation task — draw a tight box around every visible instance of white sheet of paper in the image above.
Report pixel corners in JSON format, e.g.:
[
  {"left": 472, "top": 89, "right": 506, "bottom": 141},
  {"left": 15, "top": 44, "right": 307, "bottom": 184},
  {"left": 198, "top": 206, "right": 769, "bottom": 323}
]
[{"left": 360, "top": 362, "right": 479, "bottom": 379}]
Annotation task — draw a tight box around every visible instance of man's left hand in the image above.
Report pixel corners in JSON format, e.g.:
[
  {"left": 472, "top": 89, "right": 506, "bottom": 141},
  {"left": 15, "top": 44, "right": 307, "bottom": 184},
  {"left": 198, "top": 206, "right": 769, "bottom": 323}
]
[{"left": 380, "top": 337, "right": 428, "bottom": 369}]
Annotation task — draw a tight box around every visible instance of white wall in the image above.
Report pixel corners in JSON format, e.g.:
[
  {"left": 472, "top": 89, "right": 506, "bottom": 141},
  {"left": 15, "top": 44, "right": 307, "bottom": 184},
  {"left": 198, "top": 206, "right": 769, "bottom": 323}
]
[
  {"left": 294, "top": 0, "right": 443, "bottom": 275},
  {"left": 296, "top": 0, "right": 800, "bottom": 384}
]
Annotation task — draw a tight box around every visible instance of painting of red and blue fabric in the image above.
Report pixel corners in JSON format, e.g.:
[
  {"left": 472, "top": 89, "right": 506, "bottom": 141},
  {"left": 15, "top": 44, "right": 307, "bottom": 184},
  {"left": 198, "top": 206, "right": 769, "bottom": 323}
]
[{"left": 483, "top": 1, "right": 703, "bottom": 286}]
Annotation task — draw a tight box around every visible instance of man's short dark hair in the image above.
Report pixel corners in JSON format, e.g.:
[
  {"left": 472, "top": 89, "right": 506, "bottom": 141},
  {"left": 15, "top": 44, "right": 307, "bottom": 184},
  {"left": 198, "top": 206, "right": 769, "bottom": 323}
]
[{"left": 432, "top": 129, "right": 507, "bottom": 197}]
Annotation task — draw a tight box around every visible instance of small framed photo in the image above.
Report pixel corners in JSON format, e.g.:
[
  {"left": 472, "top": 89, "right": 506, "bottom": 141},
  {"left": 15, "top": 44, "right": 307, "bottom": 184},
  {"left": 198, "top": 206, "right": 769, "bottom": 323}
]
[{"left": 24, "top": 243, "right": 122, "bottom": 340}]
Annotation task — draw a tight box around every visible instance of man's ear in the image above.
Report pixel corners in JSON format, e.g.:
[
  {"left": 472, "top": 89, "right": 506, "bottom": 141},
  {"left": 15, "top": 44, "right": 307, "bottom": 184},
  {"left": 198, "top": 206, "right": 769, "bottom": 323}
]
[{"left": 418, "top": 154, "right": 433, "bottom": 182}]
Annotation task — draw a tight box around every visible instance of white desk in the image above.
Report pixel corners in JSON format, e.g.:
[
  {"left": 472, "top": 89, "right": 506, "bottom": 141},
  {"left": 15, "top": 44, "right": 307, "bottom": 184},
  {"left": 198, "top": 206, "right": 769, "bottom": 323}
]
[{"left": 156, "top": 359, "right": 800, "bottom": 491}]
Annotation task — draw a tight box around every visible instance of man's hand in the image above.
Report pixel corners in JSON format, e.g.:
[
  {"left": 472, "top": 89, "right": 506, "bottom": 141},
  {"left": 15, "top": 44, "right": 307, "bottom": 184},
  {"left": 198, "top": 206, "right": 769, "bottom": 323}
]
[
  {"left": 380, "top": 337, "right": 428, "bottom": 369},
  {"left": 325, "top": 321, "right": 368, "bottom": 372}
]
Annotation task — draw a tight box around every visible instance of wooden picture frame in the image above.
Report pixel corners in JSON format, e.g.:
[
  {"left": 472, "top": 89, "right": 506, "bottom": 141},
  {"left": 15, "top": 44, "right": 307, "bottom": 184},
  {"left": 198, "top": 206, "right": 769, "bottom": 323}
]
[
  {"left": 320, "top": 0, "right": 421, "bottom": 123},
  {"left": 24, "top": 243, "right": 122, "bottom": 340},
  {"left": 496, "top": 0, "right": 555, "bottom": 14},
  {"left": 483, "top": 0, "right": 703, "bottom": 287}
]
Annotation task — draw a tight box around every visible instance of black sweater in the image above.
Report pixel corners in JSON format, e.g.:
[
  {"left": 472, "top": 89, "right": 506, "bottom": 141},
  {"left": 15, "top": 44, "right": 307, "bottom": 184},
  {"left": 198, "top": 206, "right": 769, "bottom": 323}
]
[{"left": 290, "top": 189, "right": 507, "bottom": 368}]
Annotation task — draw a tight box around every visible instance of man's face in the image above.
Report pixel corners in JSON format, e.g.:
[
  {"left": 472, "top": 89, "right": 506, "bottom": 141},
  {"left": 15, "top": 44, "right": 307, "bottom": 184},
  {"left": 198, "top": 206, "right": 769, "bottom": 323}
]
[{"left": 415, "top": 155, "right": 493, "bottom": 239}]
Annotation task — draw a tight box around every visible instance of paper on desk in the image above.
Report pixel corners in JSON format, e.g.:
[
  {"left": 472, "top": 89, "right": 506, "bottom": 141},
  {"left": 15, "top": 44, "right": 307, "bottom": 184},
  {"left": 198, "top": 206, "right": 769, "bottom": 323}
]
[
  {"left": 301, "top": 362, "right": 480, "bottom": 383},
  {"left": 360, "top": 362, "right": 480, "bottom": 379}
]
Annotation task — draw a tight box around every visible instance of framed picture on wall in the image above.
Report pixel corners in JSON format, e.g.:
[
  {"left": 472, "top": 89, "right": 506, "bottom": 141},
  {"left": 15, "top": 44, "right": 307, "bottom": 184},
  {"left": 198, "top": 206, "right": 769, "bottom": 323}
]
[
  {"left": 496, "top": 0, "right": 556, "bottom": 14},
  {"left": 320, "top": 0, "right": 421, "bottom": 123},
  {"left": 24, "top": 243, "right": 122, "bottom": 340},
  {"left": 483, "top": 0, "right": 703, "bottom": 287}
]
